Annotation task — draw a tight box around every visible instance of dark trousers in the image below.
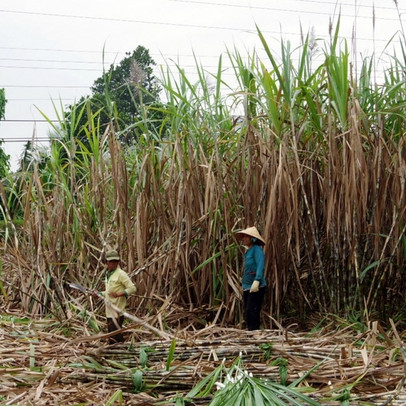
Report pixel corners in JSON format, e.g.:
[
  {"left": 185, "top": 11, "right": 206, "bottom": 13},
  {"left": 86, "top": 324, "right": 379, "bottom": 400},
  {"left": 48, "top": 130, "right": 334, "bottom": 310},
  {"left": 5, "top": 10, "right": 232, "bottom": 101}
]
[
  {"left": 107, "top": 316, "right": 125, "bottom": 343},
  {"left": 243, "top": 287, "right": 265, "bottom": 330}
]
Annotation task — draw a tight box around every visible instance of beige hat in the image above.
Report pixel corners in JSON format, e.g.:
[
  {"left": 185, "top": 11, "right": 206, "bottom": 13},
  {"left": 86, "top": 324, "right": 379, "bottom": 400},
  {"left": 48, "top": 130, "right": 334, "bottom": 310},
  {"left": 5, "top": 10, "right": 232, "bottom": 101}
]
[
  {"left": 106, "top": 249, "right": 120, "bottom": 261},
  {"left": 235, "top": 226, "right": 265, "bottom": 245}
]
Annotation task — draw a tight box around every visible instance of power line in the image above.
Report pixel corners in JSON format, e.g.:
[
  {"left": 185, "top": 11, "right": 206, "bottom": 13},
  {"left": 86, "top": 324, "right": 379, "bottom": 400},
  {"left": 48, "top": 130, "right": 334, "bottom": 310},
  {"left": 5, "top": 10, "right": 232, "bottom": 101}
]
[
  {"left": 0, "top": 65, "right": 101, "bottom": 72},
  {"left": 1, "top": 7, "right": 401, "bottom": 40},
  {"left": 0, "top": 68, "right": 240, "bottom": 90},
  {"left": 0, "top": 46, "right": 225, "bottom": 64},
  {"left": 0, "top": 9, "right": 256, "bottom": 33},
  {"left": 0, "top": 46, "right": 122, "bottom": 54},
  {"left": 169, "top": 0, "right": 405, "bottom": 14},
  {"left": 7, "top": 98, "right": 72, "bottom": 102},
  {"left": 0, "top": 63, "right": 229, "bottom": 73},
  {"left": 1, "top": 85, "right": 90, "bottom": 89},
  {"left": 1, "top": 3, "right": 403, "bottom": 26},
  {"left": 0, "top": 54, "right": 222, "bottom": 62},
  {"left": 1, "top": 119, "right": 58, "bottom": 122},
  {"left": 168, "top": 0, "right": 403, "bottom": 21},
  {"left": 296, "top": 0, "right": 404, "bottom": 11},
  {"left": 1, "top": 138, "right": 50, "bottom": 143},
  {"left": 0, "top": 21, "right": 399, "bottom": 72},
  {"left": 0, "top": 57, "right": 109, "bottom": 64}
]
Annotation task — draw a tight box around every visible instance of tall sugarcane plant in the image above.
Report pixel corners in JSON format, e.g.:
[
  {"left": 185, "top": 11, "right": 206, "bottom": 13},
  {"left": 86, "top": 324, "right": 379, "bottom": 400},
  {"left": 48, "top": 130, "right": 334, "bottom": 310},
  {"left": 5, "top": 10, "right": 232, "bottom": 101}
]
[{"left": 1, "top": 22, "right": 406, "bottom": 328}]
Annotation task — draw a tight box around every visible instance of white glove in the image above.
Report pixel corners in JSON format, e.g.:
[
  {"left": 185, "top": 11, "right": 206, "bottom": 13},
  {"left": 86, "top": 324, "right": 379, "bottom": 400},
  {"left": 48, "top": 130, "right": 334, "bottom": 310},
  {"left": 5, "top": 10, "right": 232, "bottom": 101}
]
[{"left": 250, "top": 280, "right": 260, "bottom": 293}]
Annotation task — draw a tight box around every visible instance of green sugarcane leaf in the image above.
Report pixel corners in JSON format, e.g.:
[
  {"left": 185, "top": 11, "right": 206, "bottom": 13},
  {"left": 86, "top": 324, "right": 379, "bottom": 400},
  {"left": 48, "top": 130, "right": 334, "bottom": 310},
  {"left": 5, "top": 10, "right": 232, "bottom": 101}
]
[
  {"left": 166, "top": 338, "right": 177, "bottom": 371},
  {"left": 105, "top": 389, "right": 123, "bottom": 405},
  {"left": 132, "top": 369, "right": 143, "bottom": 393},
  {"left": 140, "top": 346, "right": 148, "bottom": 367}
]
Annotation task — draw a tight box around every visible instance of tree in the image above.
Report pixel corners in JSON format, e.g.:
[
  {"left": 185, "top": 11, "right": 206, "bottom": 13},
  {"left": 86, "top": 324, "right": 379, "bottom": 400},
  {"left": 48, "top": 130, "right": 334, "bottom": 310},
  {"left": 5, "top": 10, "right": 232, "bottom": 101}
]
[
  {"left": 92, "top": 46, "right": 160, "bottom": 120},
  {"left": 0, "top": 88, "right": 11, "bottom": 224},
  {"left": 0, "top": 88, "right": 6, "bottom": 120},
  {"left": 0, "top": 88, "right": 10, "bottom": 177},
  {"left": 65, "top": 46, "right": 161, "bottom": 146}
]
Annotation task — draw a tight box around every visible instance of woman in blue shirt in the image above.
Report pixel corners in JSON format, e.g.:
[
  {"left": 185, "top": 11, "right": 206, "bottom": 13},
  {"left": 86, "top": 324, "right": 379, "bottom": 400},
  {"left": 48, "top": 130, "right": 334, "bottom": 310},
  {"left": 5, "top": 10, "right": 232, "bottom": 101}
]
[{"left": 236, "top": 226, "right": 266, "bottom": 330}]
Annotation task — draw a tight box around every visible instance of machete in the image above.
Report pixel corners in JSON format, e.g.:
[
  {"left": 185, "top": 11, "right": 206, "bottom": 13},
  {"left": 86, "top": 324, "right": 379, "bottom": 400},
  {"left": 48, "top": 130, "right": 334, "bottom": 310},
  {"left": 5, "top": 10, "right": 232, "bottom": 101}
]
[{"left": 69, "top": 282, "right": 96, "bottom": 295}]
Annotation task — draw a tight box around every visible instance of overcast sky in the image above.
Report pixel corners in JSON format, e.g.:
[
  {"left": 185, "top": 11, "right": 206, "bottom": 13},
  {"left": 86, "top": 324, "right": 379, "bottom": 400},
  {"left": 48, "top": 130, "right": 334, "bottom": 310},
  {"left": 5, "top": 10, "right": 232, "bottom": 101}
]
[{"left": 0, "top": 0, "right": 404, "bottom": 170}]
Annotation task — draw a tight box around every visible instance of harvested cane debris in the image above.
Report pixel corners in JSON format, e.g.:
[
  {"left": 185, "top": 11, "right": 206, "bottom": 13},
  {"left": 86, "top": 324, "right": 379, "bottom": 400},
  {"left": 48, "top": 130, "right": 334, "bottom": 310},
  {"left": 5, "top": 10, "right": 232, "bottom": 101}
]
[{"left": 1, "top": 311, "right": 405, "bottom": 405}]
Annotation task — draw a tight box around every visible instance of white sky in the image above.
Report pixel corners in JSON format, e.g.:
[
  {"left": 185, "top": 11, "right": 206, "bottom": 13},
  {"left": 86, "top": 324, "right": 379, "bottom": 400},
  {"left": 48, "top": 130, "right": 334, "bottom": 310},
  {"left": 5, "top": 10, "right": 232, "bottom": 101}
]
[{"left": 0, "top": 0, "right": 404, "bottom": 170}]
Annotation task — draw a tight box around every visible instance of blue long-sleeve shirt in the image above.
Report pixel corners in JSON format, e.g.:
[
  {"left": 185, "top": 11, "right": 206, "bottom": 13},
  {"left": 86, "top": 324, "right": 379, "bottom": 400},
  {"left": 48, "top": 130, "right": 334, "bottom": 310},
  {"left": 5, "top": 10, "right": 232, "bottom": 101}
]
[{"left": 242, "top": 245, "right": 266, "bottom": 290}]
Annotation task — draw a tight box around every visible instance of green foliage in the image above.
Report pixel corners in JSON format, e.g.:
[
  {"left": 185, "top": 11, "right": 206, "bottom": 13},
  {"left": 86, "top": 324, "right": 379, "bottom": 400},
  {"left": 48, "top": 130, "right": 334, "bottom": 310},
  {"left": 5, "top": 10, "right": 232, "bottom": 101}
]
[
  {"left": 332, "top": 388, "right": 351, "bottom": 405},
  {"left": 139, "top": 346, "right": 149, "bottom": 367},
  {"left": 92, "top": 46, "right": 159, "bottom": 112},
  {"left": 0, "top": 89, "right": 10, "bottom": 178},
  {"left": 259, "top": 342, "right": 273, "bottom": 361},
  {"left": 178, "top": 358, "right": 320, "bottom": 405},
  {"left": 0, "top": 88, "right": 6, "bottom": 120},
  {"left": 68, "top": 303, "right": 100, "bottom": 332},
  {"left": 270, "top": 358, "right": 288, "bottom": 386},
  {"left": 166, "top": 338, "right": 177, "bottom": 371},
  {"left": 323, "top": 19, "right": 350, "bottom": 130},
  {"left": 106, "top": 390, "right": 123, "bottom": 405},
  {"left": 0, "top": 139, "right": 10, "bottom": 178},
  {"left": 131, "top": 369, "right": 144, "bottom": 393},
  {"left": 0, "top": 314, "right": 30, "bottom": 324},
  {"left": 17, "top": 141, "right": 49, "bottom": 173},
  {"left": 66, "top": 46, "right": 161, "bottom": 146}
]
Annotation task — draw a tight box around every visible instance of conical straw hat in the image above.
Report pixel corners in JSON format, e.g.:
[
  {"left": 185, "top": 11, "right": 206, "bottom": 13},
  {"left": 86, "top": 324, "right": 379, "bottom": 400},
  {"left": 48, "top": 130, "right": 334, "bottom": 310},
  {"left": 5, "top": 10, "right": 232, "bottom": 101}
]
[{"left": 235, "top": 226, "right": 265, "bottom": 245}]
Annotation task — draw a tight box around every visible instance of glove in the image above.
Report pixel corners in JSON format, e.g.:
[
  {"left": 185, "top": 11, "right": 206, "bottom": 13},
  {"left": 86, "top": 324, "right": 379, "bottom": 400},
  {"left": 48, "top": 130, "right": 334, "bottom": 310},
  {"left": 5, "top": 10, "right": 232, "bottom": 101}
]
[{"left": 250, "top": 280, "right": 260, "bottom": 293}]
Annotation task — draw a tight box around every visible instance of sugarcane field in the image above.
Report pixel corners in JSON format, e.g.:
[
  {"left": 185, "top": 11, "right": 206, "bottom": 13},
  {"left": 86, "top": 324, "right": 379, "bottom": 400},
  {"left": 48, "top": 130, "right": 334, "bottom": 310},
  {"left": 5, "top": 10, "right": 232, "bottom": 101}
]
[{"left": 1, "top": 19, "right": 406, "bottom": 405}]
